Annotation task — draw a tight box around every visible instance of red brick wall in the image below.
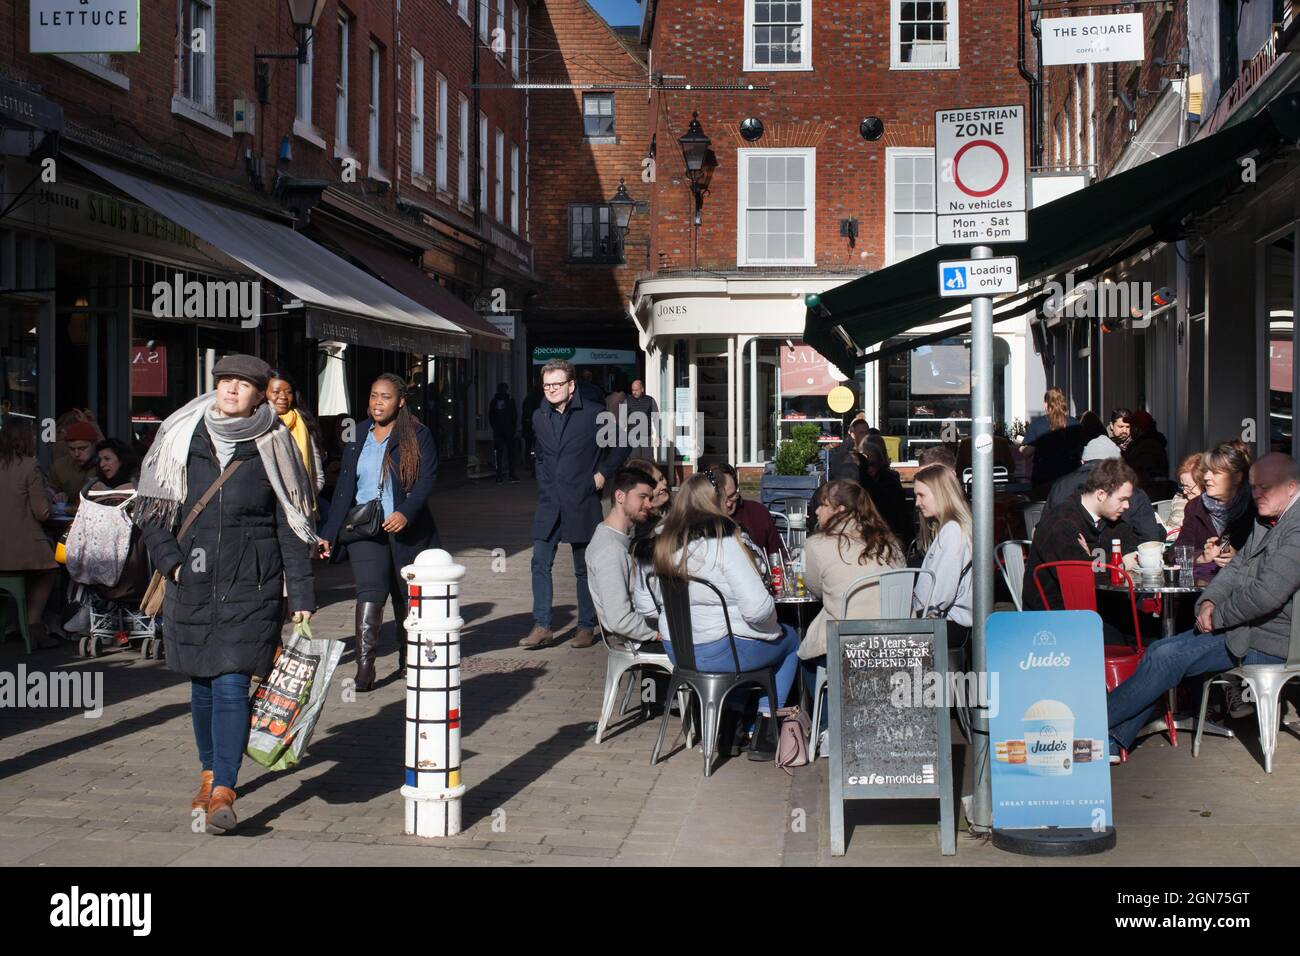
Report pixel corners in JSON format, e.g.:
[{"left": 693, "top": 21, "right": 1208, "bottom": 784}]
[
  {"left": 2, "top": 0, "right": 523, "bottom": 234},
  {"left": 526, "top": 0, "right": 653, "bottom": 321},
  {"left": 1041, "top": 5, "right": 1188, "bottom": 179},
  {"left": 643, "top": 0, "right": 1030, "bottom": 273}
]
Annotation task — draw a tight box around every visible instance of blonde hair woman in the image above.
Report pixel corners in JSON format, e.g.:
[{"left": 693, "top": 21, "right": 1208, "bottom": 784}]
[
  {"left": 633, "top": 473, "right": 800, "bottom": 760},
  {"left": 911, "top": 463, "right": 974, "bottom": 634}
]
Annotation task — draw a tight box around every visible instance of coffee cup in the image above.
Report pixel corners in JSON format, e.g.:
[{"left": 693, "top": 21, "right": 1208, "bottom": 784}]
[{"left": 1137, "top": 541, "right": 1164, "bottom": 571}]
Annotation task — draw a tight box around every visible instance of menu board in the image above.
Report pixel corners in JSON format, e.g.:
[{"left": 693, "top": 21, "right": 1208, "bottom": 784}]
[{"left": 827, "top": 619, "right": 955, "bottom": 856}]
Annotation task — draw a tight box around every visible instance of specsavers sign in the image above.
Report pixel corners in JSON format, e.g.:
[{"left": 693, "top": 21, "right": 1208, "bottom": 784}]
[
  {"left": 532, "top": 347, "right": 636, "bottom": 365},
  {"left": 31, "top": 0, "right": 140, "bottom": 54}
]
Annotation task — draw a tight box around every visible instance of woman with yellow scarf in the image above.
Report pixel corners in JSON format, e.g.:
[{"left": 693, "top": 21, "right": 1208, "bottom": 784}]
[{"left": 266, "top": 371, "right": 325, "bottom": 514}]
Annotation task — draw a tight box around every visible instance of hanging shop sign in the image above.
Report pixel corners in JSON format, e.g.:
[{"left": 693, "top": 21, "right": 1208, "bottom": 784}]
[
  {"left": 1042, "top": 13, "right": 1145, "bottom": 66},
  {"left": 30, "top": 0, "right": 141, "bottom": 54}
]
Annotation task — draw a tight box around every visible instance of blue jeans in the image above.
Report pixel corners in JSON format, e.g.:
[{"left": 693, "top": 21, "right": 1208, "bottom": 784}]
[
  {"left": 663, "top": 624, "right": 801, "bottom": 716},
  {"left": 531, "top": 530, "right": 594, "bottom": 630},
  {"left": 1108, "top": 629, "right": 1282, "bottom": 750},
  {"left": 192, "top": 674, "right": 252, "bottom": 791}
]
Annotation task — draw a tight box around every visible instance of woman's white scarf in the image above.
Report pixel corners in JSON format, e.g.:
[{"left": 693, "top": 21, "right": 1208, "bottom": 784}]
[{"left": 134, "top": 391, "right": 317, "bottom": 544}]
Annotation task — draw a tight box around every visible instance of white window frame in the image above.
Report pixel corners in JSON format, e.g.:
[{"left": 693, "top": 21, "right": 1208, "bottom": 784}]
[
  {"left": 436, "top": 73, "right": 449, "bottom": 191},
  {"left": 510, "top": 144, "right": 519, "bottom": 232},
  {"left": 296, "top": 30, "right": 314, "bottom": 126},
  {"left": 495, "top": 128, "right": 505, "bottom": 220},
  {"left": 458, "top": 0, "right": 469, "bottom": 23},
  {"left": 479, "top": 0, "right": 489, "bottom": 43},
  {"left": 511, "top": 3, "right": 520, "bottom": 78},
  {"left": 1073, "top": 70, "right": 1084, "bottom": 168},
  {"left": 743, "top": 0, "right": 812, "bottom": 72},
  {"left": 410, "top": 51, "right": 426, "bottom": 178},
  {"left": 178, "top": 0, "right": 216, "bottom": 112},
  {"left": 890, "top": 0, "right": 959, "bottom": 71},
  {"left": 495, "top": 0, "right": 506, "bottom": 63},
  {"left": 1086, "top": 65, "right": 1096, "bottom": 170},
  {"left": 336, "top": 14, "right": 350, "bottom": 148},
  {"left": 884, "top": 146, "right": 936, "bottom": 265},
  {"left": 479, "top": 111, "right": 488, "bottom": 208},
  {"left": 735, "top": 147, "right": 816, "bottom": 267},
  {"left": 368, "top": 43, "right": 381, "bottom": 171},
  {"left": 458, "top": 94, "right": 470, "bottom": 203},
  {"left": 582, "top": 92, "right": 615, "bottom": 138}
]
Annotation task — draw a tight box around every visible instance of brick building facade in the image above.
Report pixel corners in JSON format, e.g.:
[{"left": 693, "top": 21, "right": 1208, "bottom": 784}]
[
  {"left": 629, "top": 0, "right": 1033, "bottom": 469},
  {"left": 1, "top": 0, "right": 532, "bottom": 472}
]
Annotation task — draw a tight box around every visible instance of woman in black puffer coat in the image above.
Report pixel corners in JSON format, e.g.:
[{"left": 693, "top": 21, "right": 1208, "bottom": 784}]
[{"left": 137, "top": 355, "right": 318, "bottom": 836}]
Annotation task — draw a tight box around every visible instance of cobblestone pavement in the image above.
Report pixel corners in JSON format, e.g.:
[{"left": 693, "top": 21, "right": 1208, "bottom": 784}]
[{"left": 4, "top": 478, "right": 1300, "bottom": 866}]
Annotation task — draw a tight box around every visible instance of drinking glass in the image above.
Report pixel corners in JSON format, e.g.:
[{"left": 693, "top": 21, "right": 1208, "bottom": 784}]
[{"left": 1174, "top": 545, "right": 1194, "bottom": 587}]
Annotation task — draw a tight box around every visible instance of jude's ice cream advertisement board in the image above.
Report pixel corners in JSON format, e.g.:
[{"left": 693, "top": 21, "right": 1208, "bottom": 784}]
[{"left": 987, "top": 611, "right": 1113, "bottom": 831}]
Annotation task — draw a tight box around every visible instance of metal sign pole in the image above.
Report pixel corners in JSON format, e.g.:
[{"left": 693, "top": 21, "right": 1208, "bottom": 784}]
[{"left": 968, "top": 244, "right": 994, "bottom": 834}]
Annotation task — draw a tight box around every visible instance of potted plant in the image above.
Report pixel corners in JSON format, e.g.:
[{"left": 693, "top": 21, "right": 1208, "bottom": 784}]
[{"left": 760, "top": 423, "right": 825, "bottom": 507}]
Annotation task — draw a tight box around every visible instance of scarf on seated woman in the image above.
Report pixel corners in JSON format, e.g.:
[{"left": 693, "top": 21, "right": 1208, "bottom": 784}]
[
  {"left": 1201, "top": 480, "right": 1252, "bottom": 537},
  {"left": 133, "top": 391, "right": 317, "bottom": 544}
]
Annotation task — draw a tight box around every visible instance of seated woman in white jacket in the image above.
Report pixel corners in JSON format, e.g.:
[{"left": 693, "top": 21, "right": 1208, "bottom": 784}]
[
  {"left": 911, "top": 463, "right": 974, "bottom": 642},
  {"left": 633, "top": 473, "right": 800, "bottom": 758}
]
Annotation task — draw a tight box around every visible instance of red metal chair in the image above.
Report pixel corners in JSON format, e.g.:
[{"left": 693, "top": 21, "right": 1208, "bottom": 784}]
[{"left": 1032, "top": 559, "right": 1176, "bottom": 752}]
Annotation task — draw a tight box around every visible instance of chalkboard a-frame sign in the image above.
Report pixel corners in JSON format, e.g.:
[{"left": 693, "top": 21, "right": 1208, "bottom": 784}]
[{"left": 827, "top": 618, "right": 956, "bottom": 856}]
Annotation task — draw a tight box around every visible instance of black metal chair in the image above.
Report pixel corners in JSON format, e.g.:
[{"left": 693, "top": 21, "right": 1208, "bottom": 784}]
[{"left": 647, "top": 573, "right": 782, "bottom": 776}]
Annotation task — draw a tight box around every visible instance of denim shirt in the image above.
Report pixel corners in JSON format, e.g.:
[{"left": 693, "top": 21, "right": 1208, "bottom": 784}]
[{"left": 354, "top": 424, "right": 395, "bottom": 518}]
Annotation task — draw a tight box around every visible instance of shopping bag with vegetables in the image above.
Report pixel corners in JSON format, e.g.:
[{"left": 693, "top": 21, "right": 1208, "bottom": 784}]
[{"left": 246, "top": 616, "right": 345, "bottom": 771}]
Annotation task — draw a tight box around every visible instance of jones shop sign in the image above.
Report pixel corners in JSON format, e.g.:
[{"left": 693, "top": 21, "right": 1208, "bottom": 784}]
[{"left": 30, "top": 0, "right": 141, "bottom": 54}]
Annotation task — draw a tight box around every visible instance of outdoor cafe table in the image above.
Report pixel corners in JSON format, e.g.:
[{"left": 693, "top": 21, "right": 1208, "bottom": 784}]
[
  {"left": 1096, "top": 577, "right": 1233, "bottom": 741},
  {"left": 775, "top": 594, "right": 821, "bottom": 641}
]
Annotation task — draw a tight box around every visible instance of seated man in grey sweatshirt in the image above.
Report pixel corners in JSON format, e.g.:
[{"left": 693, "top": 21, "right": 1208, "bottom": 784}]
[{"left": 587, "top": 467, "right": 661, "bottom": 645}]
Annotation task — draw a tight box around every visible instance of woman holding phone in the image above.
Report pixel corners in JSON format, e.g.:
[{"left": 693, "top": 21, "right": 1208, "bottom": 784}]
[{"left": 319, "top": 374, "right": 438, "bottom": 691}]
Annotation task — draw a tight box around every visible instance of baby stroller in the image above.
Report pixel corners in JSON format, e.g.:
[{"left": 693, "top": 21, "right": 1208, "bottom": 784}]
[{"left": 61, "top": 487, "right": 163, "bottom": 660}]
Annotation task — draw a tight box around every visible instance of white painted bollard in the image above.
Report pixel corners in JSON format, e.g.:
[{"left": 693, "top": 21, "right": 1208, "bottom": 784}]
[{"left": 399, "top": 549, "right": 467, "bottom": 837}]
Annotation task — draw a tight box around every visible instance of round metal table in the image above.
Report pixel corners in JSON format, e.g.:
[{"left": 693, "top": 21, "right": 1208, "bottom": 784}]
[
  {"left": 774, "top": 594, "right": 821, "bottom": 640},
  {"left": 1096, "top": 576, "right": 1232, "bottom": 741}
]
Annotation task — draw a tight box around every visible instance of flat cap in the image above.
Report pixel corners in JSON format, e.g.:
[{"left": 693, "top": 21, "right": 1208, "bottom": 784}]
[{"left": 212, "top": 354, "right": 272, "bottom": 392}]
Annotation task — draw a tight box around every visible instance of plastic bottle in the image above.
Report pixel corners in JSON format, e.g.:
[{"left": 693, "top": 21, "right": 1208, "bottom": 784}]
[{"left": 1109, "top": 539, "right": 1122, "bottom": 586}]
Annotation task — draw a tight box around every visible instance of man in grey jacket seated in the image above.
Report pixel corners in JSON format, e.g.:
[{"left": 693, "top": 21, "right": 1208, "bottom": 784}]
[
  {"left": 1108, "top": 453, "right": 1300, "bottom": 756},
  {"left": 587, "top": 467, "right": 660, "bottom": 645},
  {"left": 1048, "top": 435, "right": 1164, "bottom": 543}
]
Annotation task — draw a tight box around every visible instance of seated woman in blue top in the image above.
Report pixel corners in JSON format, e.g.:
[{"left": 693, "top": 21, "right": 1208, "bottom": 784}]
[{"left": 319, "top": 373, "right": 438, "bottom": 692}]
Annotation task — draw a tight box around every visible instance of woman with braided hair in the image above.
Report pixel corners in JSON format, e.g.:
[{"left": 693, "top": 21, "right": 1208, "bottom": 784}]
[{"left": 320, "top": 373, "right": 439, "bottom": 691}]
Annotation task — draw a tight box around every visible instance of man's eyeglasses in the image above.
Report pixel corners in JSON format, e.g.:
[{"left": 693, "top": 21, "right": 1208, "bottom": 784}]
[
  {"left": 541, "top": 380, "right": 571, "bottom": 391},
  {"left": 724, "top": 491, "right": 741, "bottom": 503}
]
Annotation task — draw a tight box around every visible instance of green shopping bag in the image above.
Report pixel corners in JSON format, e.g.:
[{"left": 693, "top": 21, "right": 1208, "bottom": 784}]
[{"left": 246, "top": 618, "right": 345, "bottom": 771}]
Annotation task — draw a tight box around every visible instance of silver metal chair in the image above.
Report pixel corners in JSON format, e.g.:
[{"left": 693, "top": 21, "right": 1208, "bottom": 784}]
[
  {"left": 996, "top": 539, "right": 1031, "bottom": 611},
  {"left": 808, "top": 568, "right": 937, "bottom": 759},
  {"left": 775, "top": 497, "right": 810, "bottom": 550},
  {"left": 769, "top": 511, "right": 791, "bottom": 551},
  {"left": 1194, "top": 593, "right": 1300, "bottom": 773},
  {"left": 1152, "top": 499, "right": 1174, "bottom": 526},
  {"left": 647, "top": 574, "right": 781, "bottom": 776},
  {"left": 1023, "top": 501, "right": 1046, "bottom": 540},
  {"left": 596, "top": 623, "right": 690, "bottom": 744}
]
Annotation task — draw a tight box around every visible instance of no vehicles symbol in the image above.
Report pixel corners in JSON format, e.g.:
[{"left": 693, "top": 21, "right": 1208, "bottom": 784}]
[{"left": 953, "top": 140, "right": 1009, "bottom": 198}]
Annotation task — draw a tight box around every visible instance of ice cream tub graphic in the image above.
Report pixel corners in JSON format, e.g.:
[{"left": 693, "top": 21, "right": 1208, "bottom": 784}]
[{"left": 1022, "top": 699, "right": 1075, "bottom": 776}]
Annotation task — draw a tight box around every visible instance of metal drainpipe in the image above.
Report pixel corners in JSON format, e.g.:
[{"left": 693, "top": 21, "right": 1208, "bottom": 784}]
[{"left": 1017, "top": 0, "right": 1041, "bottom": 167}]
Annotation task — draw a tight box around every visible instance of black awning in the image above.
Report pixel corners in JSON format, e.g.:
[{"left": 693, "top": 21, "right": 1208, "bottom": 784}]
[{"left": 804, "top": 93, "right": 1300, "bottom": 375}]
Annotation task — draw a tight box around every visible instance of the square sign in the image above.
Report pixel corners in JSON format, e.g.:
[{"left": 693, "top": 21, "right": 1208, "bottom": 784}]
[
  {"left": 31, "top": 0, "right": 141, "bottom": 54},
  {"left": 935, "top": 105, "right": 1027, "bottom": 245}
]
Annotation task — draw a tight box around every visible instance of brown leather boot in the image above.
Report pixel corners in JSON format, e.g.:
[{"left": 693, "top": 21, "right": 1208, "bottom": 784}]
[
  {"left": 354, "top": 602, "right": 383, "bottom": 692},
  {"left": 518, "top": 625, "right": 555, "bottom": 649},
  {"left": 567, "top": 627, "right": 598, "bottom": 648},
  {"left": 191, "top": 770, "right": 214, "bottom": 811},
  {"left": 205, "top": 786, "right": 237, "bottom": 834}
]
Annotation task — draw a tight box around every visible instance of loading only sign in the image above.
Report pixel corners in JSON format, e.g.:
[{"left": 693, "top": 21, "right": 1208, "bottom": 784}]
[
  {"left": 935, "top": 105, "right": 1027, "bottom": 245},
  {"left": 938, "top": 257, "right": 1020, "bottom": 298}
]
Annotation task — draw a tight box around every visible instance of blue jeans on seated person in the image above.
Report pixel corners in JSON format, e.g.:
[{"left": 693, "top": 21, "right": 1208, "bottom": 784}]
[
  {"left": 191, "top": 673, "right": 252, "bottom": 791},
  {"left": 1107, "top": 628, "right": 1282, "bottom": 751},
  {"left": 661, "top": 623, "right": 801, "bottom": 716}
]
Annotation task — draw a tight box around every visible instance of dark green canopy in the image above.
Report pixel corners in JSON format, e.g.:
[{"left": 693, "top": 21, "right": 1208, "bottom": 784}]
[{"left": 804, "top": 93, "right": 1300, "bottom": 376}]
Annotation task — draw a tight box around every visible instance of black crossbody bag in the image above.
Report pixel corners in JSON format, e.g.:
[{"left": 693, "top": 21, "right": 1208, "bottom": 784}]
[{"left": 338, "top": 454, "right": 388, "bottom": 545}]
